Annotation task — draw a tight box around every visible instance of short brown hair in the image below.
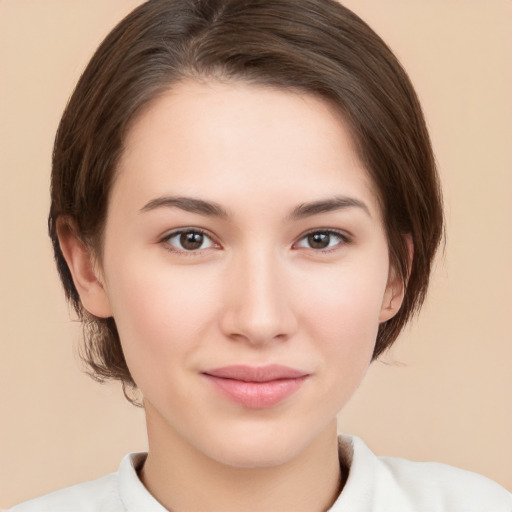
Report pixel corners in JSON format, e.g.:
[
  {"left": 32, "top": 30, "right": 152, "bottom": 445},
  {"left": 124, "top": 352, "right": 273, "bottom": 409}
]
[{"left": 49, "top": 0, "right": 443, "bottom": 399}]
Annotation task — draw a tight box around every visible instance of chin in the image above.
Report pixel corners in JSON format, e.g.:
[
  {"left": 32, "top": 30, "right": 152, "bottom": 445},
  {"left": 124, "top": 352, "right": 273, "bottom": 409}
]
[
  {"left": 202, "top": 422, "right": 321, "bottom": 469},
  {"left": 212, "top": 441, "right": 297, "bottom": 469}
]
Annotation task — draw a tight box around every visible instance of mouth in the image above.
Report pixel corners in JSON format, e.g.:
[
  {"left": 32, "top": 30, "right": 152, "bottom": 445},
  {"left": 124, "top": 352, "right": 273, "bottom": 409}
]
[{"left": 202, "top": 365, "right": 310, "bottom": 409}]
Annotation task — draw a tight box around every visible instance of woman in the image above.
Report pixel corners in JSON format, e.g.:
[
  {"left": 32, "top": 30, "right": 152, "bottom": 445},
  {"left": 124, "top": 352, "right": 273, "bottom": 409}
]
[{"left": 9, "top": 0, "right": 511, "bottom": 510}]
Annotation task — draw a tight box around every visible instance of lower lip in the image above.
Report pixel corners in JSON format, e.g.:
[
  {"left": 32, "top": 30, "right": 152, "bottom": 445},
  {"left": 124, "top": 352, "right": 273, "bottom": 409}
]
[{"left": 204, "top": 375, "right": 308, "bottom": 409}]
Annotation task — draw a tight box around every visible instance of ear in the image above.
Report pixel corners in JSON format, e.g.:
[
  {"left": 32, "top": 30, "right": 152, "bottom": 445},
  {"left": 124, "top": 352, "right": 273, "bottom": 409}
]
[
  {"left": 379, "top": 235, "right": 413, "bottom": 323},
  {"left": 57, "top": 218, "right": 113, "bottom": 318}
]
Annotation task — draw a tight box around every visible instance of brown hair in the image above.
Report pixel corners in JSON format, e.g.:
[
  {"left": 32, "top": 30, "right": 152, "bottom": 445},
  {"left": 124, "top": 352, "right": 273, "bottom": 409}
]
[{"left": 49, "top": 0, "right": 443, "bottom": 399}]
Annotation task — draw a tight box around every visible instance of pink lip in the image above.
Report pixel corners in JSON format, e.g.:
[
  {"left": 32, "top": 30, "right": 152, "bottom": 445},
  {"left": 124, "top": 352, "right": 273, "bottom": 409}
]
[{"left": 203, "top": 365, "right": 309, "bottom": 409}]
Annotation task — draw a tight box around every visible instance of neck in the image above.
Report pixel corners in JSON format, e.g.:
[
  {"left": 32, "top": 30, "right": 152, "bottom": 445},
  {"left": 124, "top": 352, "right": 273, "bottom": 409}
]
[{"left": 140, "top": 408, "right": 344, "bottom": 512}]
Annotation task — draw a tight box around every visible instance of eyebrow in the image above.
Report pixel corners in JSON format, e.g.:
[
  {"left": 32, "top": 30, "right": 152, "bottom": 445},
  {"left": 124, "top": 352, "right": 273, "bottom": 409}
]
[
  {"left": 140, "top": 194, "right": 371, "bottom": 220},
  {"left": 288, "top": 196, "right": 371, "bottom": 220},
  {"left": 140, "top": 196, "right": 229, "bottom": 218}
]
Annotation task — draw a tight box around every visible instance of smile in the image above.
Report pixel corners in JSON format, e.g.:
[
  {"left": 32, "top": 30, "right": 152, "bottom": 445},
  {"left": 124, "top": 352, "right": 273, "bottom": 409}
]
[{"left": 202, "top": 365, "right": 309, "bottom": 409}]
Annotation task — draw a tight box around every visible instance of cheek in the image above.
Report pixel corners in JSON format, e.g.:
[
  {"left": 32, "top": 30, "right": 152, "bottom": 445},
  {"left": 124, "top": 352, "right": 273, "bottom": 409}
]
[
  {"left": 297, "top": 255, "right": 389, "bottom": 374},
  {"left": 103, "top": 258, "right": 220, "bottom": 374},
  {"left": 302, "top": 277, "right": 385, "bottom": 417},
  {"left": 302, "top": 263, "right": 387, "bottom": 338}
]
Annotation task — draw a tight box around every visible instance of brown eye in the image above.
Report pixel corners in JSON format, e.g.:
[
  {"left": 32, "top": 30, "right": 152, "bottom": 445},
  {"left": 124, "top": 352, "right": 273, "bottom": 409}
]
[
  {"left": 165, "top": 229, "right": 215, "bottom": 252},
  {"left": 307, "top": 232, "right": 330, "bottom": 249},
  {"left": 180, "top": 231, "right": 204, "bottom": 250},
  {"left": 295, "top": 230, "right": 348, "bottom": 251}
]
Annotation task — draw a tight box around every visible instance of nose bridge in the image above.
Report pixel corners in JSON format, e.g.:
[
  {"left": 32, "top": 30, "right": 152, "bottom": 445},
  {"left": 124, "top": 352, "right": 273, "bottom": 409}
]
[{"left": 221, "top": 244, "right": 295, "bottom": 344}]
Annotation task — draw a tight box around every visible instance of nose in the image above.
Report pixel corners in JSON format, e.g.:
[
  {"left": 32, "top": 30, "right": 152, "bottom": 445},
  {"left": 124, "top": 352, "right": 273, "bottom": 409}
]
[{"left": 219, "top": 248, "right": 298, "bottom": 346}]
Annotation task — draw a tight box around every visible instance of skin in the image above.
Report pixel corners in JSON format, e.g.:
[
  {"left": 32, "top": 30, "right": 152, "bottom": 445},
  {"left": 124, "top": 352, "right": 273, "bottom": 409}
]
[{"left": 59, "top": 80, "right": 405, "bottom": 512}]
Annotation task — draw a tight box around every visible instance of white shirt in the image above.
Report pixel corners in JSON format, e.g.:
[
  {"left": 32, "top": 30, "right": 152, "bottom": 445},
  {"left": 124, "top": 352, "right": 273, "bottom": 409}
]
[{"left": 8, "top": 435, "right": 512, "bottom": 511}]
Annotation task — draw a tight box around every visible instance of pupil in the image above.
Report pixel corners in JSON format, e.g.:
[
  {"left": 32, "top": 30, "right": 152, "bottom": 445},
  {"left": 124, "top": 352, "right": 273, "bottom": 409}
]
[
  {"left": 308, "top": 232, "right": 329, "bottom": 249},
  {"left": 180, "top": 232, "right": 203, "bottom": 250}
]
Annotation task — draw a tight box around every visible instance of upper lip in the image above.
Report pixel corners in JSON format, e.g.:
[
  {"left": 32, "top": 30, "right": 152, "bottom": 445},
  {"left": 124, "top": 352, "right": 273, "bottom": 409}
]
[{"left": 203, "top": 365, "right": 309, "bottom": 382}]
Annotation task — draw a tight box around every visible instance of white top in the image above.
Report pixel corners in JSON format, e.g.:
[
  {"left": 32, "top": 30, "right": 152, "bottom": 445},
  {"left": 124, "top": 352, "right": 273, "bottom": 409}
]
[{"left": 8, "top": 435, "right": 512, "bottom": 511}]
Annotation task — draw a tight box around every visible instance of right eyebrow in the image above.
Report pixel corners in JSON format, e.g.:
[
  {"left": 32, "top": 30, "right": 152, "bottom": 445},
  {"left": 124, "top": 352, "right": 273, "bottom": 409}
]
[{"left": 139, "top": 196, "right": 230, "bottom": 218}]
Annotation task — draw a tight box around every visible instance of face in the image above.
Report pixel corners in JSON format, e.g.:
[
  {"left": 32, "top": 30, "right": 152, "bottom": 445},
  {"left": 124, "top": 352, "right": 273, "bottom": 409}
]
[{"left": 77, "top": 80, "right": 402, "bottom": 468}]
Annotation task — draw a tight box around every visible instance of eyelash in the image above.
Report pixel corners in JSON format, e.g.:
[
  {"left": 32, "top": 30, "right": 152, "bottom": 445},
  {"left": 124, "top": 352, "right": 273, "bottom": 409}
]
[
  {"left": 161, "top": 228, "right": 219, "bottom": 255},
  {"left": 293, "top": 229, "right": 351, "bottom": 253},
  {"left": 160, "top": 228, "right": 350, "bottom": 255}
]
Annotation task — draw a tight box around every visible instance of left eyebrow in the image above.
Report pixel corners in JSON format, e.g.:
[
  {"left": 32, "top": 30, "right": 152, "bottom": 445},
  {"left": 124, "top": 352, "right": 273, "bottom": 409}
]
[{"left": 288, "top": 195, "right": 372, "bottom": 220}]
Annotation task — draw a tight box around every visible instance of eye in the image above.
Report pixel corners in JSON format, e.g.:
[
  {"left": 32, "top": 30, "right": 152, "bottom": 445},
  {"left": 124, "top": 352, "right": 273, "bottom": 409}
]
[
  {"left": 163, "top": 229, "right": 217, "bottom": 252},
  {"left": 294, "top": 230, "right": 348, "bottom": 251}
]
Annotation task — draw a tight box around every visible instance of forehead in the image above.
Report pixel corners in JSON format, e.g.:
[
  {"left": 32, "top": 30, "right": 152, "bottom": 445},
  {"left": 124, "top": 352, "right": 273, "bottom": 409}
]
[{"left": 114, "top": 79, "right": 380, "bottom": 217}]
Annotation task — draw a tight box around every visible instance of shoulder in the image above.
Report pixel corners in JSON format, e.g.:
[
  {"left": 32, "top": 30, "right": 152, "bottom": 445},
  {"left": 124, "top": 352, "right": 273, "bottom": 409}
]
[
  {"left": 7, "top": 452, "right": 165, "bottom": 512},
  {"left": 6, "top": 452, "right": 155, "bottom": 512},
  {"left": 6, "top": 472, "right": 121, "bottom": 512},
  {"left": 378, "top": 453, "right": 512, "bottom": 511},
  {"left": 334, "top": 435, "right": 512, "bottom": 512}
]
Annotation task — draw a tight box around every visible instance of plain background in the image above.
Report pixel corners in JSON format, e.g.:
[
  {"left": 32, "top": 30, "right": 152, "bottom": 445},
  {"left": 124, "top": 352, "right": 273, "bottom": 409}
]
[{"left": 1, "top": 0, "right": 511, "bottom": 507}]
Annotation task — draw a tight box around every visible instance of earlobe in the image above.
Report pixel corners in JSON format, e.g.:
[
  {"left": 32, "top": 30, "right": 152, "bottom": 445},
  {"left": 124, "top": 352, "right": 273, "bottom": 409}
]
[
  {"left": 57, "top": 218, "right": 113, "bottom": 318},
  {"left": 379, "top": 269, "right": 405, "bottom": 323},
  {"left": 379, "top": 235, "right": 413, "bottom": 323}
]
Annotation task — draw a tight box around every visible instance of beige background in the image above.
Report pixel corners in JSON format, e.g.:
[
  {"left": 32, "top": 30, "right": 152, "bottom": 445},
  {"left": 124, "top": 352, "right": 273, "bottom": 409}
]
[{"left": 1, "top": 0, "right": 511, "bottom": 507}]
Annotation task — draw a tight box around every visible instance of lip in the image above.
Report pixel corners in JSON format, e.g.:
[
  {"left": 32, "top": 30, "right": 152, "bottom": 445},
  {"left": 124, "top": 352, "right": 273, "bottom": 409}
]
[{"left": 202, "top": 365, "right": 309, "bottom": 409}]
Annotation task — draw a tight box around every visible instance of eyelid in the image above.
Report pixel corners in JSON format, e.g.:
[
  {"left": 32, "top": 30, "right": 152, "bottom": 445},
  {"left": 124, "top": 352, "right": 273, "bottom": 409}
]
[
  {"left": 160, "top": 227, "right": 222, "bottom": 254},
  {"left": 293, "top": 228, "right": 351, "bottom": 252},
  {"left": 158, "top": 226, "right": 350, "bottom": 254}
]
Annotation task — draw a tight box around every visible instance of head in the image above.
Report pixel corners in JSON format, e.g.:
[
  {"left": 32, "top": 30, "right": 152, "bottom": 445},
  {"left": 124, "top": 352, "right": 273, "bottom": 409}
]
[{"left": 50, "top": 0, "right": 443, "bottom": 404}]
